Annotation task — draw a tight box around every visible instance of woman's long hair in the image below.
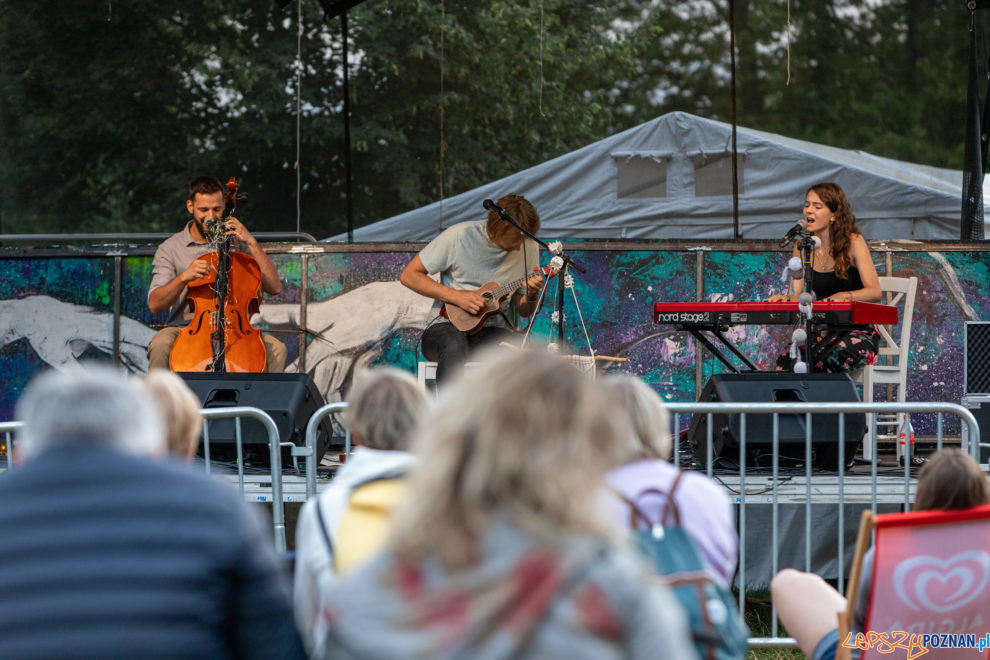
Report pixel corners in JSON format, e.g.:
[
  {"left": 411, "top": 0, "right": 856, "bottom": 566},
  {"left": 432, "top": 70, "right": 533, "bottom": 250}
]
[
  {"left": 913, "top": 448, "right": 989, "bottom": 511},
  {"left": 388, "top": 348, "right": 627, "bottom": 570},
  {"left": 809, "top": 182, "right": 862, "bottom": 279}
]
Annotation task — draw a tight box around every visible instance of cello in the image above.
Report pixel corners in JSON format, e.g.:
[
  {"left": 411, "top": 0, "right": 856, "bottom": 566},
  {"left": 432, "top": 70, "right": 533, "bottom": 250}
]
[{"left": 169, "top": 178, "right": 268, "bottom": 373}]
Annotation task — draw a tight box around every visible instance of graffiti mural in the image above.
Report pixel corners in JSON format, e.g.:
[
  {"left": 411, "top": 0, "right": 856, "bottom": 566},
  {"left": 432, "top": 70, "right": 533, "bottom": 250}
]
[{"left": 2, "top": 244, "right": 989, "bottom": 440}]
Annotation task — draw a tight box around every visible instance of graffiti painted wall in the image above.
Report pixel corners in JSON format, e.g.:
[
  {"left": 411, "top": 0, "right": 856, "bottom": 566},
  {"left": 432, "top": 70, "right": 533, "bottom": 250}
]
[{"left": 2, "top": 243, "right": 988, "bottom": 437}]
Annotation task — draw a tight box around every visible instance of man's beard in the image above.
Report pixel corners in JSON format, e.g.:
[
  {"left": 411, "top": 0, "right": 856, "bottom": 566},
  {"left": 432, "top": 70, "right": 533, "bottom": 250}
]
[{"left": 194, "top": 218, "right": 213, "bottom": 240}]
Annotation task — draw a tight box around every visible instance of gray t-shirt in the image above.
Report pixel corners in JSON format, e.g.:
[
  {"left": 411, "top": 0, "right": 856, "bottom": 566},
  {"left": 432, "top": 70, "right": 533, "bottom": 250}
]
[
  {"left": 418, "top": 220, "right": 541, "bottom": 326},
  {"left": 148, "top": 221, "right": 247, "bottom": 326}
]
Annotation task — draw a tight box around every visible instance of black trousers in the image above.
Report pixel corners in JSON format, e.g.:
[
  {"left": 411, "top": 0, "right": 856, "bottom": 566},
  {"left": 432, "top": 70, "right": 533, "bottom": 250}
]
[{"left": 420, "top": 323, "right": 515, "bottom": 384}]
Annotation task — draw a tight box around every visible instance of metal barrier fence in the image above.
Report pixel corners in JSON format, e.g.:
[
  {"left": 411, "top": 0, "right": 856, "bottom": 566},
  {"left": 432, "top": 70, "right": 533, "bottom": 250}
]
[
  {"left": 665, "top": 400, "right": 981, "bottom": 648},
  {"left": 5, "top": 401, "right": 986, "bottom": 649},
  {"left": 301, "top": 399, "right": 982, "bottom": 648},
  {"left": 1, "top": 410, "right": 292, "bottom": 553},
  {"left": 305, "top": 402, "right": 351, "bottom": 499},
  {"left": 198, "top": 407, "right": 289, "bottom": 553},
  {"left": 0, "top": 421, "right": 23, "bottom": 472}
]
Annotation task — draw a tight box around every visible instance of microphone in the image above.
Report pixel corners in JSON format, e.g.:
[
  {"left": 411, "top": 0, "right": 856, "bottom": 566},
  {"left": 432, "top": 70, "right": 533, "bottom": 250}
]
[
  {"left": 780, "top": 218, "right": 808, "bottom": 245},
  {"left": 483, "top": 199, "right": 503, "bottom": 213}
]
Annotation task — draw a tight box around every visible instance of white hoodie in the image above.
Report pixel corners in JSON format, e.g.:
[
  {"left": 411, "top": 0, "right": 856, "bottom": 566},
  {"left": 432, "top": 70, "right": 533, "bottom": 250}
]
[{"left": 293, "top": 447, "right": 415, "bottom": 653}]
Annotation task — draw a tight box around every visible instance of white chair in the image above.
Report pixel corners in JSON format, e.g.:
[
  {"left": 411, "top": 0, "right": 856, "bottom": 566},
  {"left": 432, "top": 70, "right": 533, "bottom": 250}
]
[
  {"left": 417, "top": 354, "right": 610, "bottom": 388},
  {"left": 858, "top": 276, "right": 918, "bottom": 462},
  {"left": 416, "top": 361, "right": 481, "bottom": 389},
  {"left": 417, "top": 361, "right": 438, "bottom": 387}
]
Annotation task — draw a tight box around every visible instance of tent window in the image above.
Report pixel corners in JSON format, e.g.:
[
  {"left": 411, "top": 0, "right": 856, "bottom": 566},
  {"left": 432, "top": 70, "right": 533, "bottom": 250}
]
[
  {"left": 693, "top": 154, "right": 744, "bottom": 197},
  {"left": 615, "top": 157, "right": 667, "bottom": 198}
]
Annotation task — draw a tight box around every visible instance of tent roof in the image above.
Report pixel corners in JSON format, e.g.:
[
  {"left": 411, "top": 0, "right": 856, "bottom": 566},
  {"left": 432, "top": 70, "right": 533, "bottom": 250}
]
[{"left": 328, "top": 111, "right": 983, "bottom": 242}]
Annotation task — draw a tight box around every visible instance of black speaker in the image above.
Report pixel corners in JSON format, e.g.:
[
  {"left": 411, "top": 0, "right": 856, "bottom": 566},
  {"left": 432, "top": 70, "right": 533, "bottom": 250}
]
[
  {"left": 964, "top": 323, "right": 990, "bottom": 463},
  {"left": 688, "top": 372, "right": 866, "bottom": 471},
  {"left": 178, "top": 373, "right": 330, "bottom": 466},
  {"left": 962, "top": 396, "right": 990, "bottom": 464},
  {"left": 966, "top": 322, "right": 990, "bottom": 395}
]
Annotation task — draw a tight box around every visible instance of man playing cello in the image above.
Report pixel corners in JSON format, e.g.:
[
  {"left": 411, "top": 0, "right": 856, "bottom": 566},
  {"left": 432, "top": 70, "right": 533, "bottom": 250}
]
[{"left": 146, "top": 176, "right": 286, "bottom": 372}]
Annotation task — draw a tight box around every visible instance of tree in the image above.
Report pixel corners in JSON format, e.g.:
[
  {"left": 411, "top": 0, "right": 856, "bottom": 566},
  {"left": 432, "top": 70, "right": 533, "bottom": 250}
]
[{"left": 0, "top": 0, "right": 976, "bottom": 238}]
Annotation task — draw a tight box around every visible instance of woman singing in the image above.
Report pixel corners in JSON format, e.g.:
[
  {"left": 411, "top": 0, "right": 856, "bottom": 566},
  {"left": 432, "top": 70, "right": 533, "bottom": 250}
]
[{"left": 768, "top": 182, "right": 881, "bottom": 373}]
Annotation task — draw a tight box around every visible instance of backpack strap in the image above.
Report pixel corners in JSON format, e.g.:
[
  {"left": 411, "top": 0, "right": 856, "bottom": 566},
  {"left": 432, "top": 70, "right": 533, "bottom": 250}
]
[
  {"left": 613, "top": 470, "right": 689, "bottom": 530},
  {"left": 613, "top": 490, "right": 655, "bottom": 530},
  {"left": 659, "top": 471, "right": 687, "bottom": 527}
]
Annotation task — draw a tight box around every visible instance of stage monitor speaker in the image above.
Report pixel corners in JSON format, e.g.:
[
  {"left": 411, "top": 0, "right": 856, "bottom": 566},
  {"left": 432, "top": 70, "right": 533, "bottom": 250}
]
[
  {"left": 178, "top": 372, "right": 330, "bottom": 467},
  {"left": 688, "top": 372, "right": 866, "bottom": 471},
  {"left": 966, "top": 322, "right": 990, "bottom": 395},
  {"left": 964, "top": 322, "right": 990, "bottom": 463},
  {"left": 962, "top": 398, "right": 990, "bottom": 465}
]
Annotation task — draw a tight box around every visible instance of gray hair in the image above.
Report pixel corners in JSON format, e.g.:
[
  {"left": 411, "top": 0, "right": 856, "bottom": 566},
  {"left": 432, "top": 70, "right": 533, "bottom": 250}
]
[
  {"left": 345, "top": 367, "right": 428, "bottom": 451},
  {"left": 15, "top": 365, "right": 166, "bottom": 459},
  {"left": 601, "top": 375, "right": 672, "bottom": 463}
]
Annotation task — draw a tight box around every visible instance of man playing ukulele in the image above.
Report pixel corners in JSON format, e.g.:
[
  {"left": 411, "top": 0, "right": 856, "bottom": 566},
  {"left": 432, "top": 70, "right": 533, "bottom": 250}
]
[{"left": 399, "top": 194, "right": 543, "bottom": 384}]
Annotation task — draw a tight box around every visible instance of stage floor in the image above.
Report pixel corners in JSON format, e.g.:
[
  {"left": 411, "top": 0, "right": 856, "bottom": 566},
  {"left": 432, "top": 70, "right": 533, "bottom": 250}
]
[{"left": 225, "top": 445, "right": 953, "bottom": 505}]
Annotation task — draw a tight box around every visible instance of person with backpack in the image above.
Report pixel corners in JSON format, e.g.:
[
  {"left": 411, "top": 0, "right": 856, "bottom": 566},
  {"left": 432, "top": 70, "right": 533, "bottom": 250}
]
[
  {"left": 311, "top": 348, "right": 698, "bottom": 659},
  {"left": 600, "top": 375, "right": 739, "bottom": 587},
  {"left": 600, "top": 375, "right": 748, "bottom": 659},
  {"left": 293, "top": 367, "right": 428, "bottom": 654}
]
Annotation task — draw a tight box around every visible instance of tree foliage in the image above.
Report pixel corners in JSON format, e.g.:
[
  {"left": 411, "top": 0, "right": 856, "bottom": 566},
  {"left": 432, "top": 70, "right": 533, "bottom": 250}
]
[{"left": 0, "top": 0, "right": 976, "bottom": 238}]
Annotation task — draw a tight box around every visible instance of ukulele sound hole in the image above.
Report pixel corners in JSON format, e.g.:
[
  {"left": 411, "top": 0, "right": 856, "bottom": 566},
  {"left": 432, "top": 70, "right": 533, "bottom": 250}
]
[{"left": 483, "top": 292, "right": 493, "bottom": 301}]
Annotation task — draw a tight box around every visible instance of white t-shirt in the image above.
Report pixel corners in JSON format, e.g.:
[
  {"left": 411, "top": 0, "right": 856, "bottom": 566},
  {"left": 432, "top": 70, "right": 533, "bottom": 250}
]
[{"left": 418, "top": 220, "right": 541, "bottom": 324}]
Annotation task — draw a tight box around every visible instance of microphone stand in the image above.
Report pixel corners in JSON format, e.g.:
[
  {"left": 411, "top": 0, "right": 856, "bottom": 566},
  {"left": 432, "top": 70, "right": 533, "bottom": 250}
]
[
  {"left": 796, "top": 233, "right": 818, "bottom": 371},
  {"left": 487, "top": 203, "right": 585, "bottom": 346},
  {"left": 796, "top": 233, "right": 816, "bottom": 298}
]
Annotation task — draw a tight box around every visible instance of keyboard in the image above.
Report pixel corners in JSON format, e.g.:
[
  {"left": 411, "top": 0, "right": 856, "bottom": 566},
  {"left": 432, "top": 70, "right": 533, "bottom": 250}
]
[{"left": 653, "top": 301, "right": 897, "bottom": 327}]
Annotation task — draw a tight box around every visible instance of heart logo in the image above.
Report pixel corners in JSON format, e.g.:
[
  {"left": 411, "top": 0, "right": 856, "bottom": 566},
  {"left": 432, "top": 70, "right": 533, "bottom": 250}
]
[{"left": 893, "top": 551, "right": 990, "bottom": 613}]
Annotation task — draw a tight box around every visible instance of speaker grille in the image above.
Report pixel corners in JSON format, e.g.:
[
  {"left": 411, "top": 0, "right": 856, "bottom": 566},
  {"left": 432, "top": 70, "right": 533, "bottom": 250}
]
[{"left": 966, "top": 323, "right": 990, "bottom": 395}]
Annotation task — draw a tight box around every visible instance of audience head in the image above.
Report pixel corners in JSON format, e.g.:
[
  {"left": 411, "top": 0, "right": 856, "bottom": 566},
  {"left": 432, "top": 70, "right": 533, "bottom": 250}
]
[
  {"left": 16, "top": 365, "right": 165, "bottom": 460},
  {"left": 390, "top": 347, "right": 627, "bottom": 569},
  {"left": 345, "top": 367, "right": 428, "bottom": 451},
  {"left": 914, "top": 448, "right": 989, "bottom": 512},
  {"left": 601, "top": 375, "right": 672, "bottom": 463},
  {"left": 141, "top": 369, "right": 202, "bottom": 462}
]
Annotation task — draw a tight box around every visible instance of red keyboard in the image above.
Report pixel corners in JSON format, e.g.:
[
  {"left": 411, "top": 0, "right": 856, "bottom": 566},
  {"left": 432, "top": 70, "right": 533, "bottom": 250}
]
[{"left": 653, "top": 301, "right": 897, "bottom": 326}]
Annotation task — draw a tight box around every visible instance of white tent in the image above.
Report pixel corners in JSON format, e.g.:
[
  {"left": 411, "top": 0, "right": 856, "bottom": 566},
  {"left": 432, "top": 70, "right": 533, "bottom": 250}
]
[{"left": 329, "top": 111, "right": 986, "bottom": 242}]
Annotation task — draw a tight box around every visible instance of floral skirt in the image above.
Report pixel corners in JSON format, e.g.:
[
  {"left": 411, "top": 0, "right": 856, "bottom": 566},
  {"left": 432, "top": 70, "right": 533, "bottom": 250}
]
[{"left": 776, "top": 327, "right": 880, "bottom": 374}]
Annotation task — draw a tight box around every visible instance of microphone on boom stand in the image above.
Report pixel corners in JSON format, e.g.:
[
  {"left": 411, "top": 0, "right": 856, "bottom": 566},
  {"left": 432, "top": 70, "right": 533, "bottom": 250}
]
[{"left": 780, "top": 218, "right": 808, "bottom": 246}]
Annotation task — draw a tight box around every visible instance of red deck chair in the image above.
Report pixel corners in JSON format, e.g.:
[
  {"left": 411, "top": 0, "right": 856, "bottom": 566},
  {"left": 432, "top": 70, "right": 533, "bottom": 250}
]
[{"left": 837, "top": 504, "right": 990, "bottom": 660}]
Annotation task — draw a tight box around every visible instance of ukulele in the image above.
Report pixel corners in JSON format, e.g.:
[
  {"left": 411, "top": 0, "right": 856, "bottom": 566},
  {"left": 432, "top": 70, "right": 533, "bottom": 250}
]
[{"left": 442, "top": 264, "right": 558, "bottom": 335}]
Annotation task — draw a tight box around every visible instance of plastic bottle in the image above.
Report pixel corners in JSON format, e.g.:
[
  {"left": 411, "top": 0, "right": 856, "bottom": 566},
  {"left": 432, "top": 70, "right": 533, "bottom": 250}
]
[{"left": 898, "top": 414, "right": 915, "bottom": 462}]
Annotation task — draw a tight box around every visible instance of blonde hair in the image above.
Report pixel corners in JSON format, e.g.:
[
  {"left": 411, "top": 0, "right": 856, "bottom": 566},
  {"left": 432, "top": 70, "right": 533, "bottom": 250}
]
[
  {"left": 601, "top": 375, "right": 672, "bottom": 463},
  {"left": 388, "top": 347, "right": 627, "bottom": 569},
  {"left": 142, "top": 370, "right": 202, "bottom": 462},
  {"left": 345, "top": 367, "right": 428, "bottom": 451}
]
